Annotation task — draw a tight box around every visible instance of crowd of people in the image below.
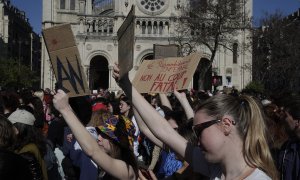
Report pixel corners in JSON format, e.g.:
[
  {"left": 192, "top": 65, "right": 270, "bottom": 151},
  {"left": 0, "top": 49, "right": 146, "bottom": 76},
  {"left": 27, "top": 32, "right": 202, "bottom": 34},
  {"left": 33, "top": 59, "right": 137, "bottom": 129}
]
[{"left": 0, "top": 64, "right": 299, "bottom": 180}]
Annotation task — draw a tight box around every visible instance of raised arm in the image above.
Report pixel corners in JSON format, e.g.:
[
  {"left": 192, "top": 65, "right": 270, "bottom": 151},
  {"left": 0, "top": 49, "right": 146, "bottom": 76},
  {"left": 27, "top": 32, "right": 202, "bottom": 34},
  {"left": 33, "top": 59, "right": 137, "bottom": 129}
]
[
  {"left": 159, "top": 93, "right": 172, "bottom": 110},
  {"left": 113, "top": 65, "right": 188, "bottom": 158},
  {"left": 133, "top": 108, "right": 163, "bottom": 148},
  {"left": 53, "top": 90, "right": 135, "bottom": 180},
  {"left": 173, "top": 90, "right": 194, "bottom": 120}
]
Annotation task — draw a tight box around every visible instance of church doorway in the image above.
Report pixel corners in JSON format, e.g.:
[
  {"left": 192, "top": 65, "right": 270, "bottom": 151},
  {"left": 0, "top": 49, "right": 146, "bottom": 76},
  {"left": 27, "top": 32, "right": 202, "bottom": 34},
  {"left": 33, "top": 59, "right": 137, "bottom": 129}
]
[
  {"left": 193, "top": 58, "right": 212, "bottom": 91},
  {"left": 89, "top": 56, "right": 109, "bottom": 90},
  {"left": 142, "top": 54, "right": 154, "bottom": 61}
]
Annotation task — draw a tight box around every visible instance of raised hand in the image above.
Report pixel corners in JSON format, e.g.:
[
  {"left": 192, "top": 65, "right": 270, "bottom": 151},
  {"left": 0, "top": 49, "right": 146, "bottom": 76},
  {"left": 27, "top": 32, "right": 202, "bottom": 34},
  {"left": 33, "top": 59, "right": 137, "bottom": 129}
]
[
  {"left": 53, "top": 89, "right": 72, "bottom": 112},
  {"left": 174, "top": 90, "right": 194, "bottom": 120},
  {"left": 112, "top": 62, "right": 121, "bottom": 82},
  {"left": 112, "top": 62, "right": 132, "bottom": 100},
  {"left": 174, "top": 90, "right": 187, "bottom": 103}
]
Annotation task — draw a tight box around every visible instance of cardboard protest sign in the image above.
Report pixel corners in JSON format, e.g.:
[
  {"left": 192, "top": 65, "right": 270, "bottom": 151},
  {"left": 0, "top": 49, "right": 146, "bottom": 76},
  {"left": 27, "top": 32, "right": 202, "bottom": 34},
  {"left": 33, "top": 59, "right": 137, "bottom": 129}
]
[
  {"left": 133, "top": 52, "right": 203, "bottom": 93},
  {"left": 117, "top": 5, "right": 135, "bottom": 78},
  {"left": 154, "top": 44, "right": 179, "bottom": 59},
  {"left": 42, "top": 24, "right": 89, "bottom": 97}
]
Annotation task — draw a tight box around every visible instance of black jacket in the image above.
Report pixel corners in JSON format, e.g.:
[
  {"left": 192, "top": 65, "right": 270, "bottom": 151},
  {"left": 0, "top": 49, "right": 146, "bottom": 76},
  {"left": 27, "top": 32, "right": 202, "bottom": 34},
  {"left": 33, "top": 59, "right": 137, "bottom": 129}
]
[{"left": 0, "top": 148, "right": 33, "bottom": 180}]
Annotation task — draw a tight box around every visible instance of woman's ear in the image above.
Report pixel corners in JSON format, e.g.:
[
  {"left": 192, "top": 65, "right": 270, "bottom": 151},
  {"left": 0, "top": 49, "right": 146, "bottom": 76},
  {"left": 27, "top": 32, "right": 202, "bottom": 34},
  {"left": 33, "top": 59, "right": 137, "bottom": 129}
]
[{"left": 221, "top": 115, "right": 235, "bottom": 136}]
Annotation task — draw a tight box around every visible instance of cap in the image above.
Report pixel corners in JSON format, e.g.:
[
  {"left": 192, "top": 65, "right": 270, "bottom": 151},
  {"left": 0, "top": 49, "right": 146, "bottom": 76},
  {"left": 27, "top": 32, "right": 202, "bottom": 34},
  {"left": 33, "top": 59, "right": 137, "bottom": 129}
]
[
  {"left": 96, "top": 115, "right": 135, "bottom": 147},
  {"left": 8, "top": 109, "right": 36, "bottom": 126}
]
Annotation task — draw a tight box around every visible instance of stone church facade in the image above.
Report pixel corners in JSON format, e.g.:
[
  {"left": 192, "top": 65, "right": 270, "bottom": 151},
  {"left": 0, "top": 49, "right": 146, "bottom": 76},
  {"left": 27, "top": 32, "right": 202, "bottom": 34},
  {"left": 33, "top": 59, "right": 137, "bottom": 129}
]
[{"left": 41, "top": 0, "right": 252, "bottom": 92}]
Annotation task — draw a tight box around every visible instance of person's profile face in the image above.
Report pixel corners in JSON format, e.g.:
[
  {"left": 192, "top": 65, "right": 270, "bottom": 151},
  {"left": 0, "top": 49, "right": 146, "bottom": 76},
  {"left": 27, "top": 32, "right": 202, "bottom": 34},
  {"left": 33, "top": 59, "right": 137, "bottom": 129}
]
[
  {"left": 284, "top": 111, "right": 300, "bottom": 139},
  {"left": 193, "top": 110, "right": 225, "bottom": 163},
  {"left": 119, "top": 100, "right": 130, "bottom": 114},
  {"left": 97, "top": 134, "right": 112, "bottom": 153}
]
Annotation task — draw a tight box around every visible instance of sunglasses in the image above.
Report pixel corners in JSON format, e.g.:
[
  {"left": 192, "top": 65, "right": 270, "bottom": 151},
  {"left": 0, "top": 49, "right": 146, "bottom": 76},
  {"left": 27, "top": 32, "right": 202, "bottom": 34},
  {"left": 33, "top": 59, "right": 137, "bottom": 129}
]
[{"left": 192, "top": 119, "right": 221, "bottom": 140}]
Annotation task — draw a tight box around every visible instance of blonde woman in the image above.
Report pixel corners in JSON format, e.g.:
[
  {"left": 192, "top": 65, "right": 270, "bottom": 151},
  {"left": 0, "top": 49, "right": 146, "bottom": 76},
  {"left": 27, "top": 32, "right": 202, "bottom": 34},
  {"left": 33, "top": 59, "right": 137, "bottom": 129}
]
[{"left": 113, "top": 64, "right": 278, "bottom": 180}]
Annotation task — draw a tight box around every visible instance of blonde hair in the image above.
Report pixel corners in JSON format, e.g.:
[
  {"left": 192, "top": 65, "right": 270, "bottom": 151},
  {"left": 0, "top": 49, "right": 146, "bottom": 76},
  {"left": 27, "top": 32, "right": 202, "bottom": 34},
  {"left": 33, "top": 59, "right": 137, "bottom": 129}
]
[
  {"left": 88, "top": 109, "right": 111, "bottom": 127},
  {"left": 197, "top": 94, "right": 278, "bottom": 179}
]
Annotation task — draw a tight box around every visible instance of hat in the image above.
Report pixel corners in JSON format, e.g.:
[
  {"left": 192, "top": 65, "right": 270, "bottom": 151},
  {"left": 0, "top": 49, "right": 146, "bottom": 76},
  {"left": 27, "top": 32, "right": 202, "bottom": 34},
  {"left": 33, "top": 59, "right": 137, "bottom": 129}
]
[
  {"left": 96, "top": 115, "right": 135, "bottom": 147},
  {"left": 8, "top": 109, "right": 36, "bottom": 126},
  {"left": 92, "top": 103, "right": 108, "bottom": 112}
]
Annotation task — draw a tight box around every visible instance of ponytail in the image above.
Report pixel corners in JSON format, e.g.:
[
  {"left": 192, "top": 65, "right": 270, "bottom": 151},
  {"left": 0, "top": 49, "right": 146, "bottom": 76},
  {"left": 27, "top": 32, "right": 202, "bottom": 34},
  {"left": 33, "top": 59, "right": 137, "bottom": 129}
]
[{"left": 239, "top": 96, "right": 278, "bottom": 180}]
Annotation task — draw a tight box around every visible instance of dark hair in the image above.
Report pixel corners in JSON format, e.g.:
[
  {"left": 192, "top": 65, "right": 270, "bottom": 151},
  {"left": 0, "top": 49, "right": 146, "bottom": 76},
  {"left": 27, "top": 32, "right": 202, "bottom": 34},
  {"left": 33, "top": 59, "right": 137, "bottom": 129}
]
[
  {"left": 92, "top": 97, "right": 108, "bottom": 106},
  {"left": 161, "top": 105, "right": 184, "bottom": 126},
  {"left": 28, "top": 97, "right": 45, "bottom": 128},
  {"left": 48, "top": 102, "right": 60, "bottom": 118},
  {"left": 0, "top": 115, "right": 16, "bottom": 150},
  {"left": 1, "top": 92, "right": 20, "bottom": 114},
  {"left": 263, "top": 103, "right": 288, "bottom": 149},
  {"left": 119, "top": 96, "right": 133, "bottom": 119},
  {"left": 109, "top": 99, "right": 120, "bottom": 115},
  {"left": 19, "top": 89, "right": 34, "bottom": 105},
  {"left": 151, "top": 94, "right": 162, "bottom": 107},
  {"left": 177, "top": 120, "right": 196, "bottom": 145},
  {"left": 69, "top": 96, "right": 92, "bottom": 126},
  {"left": 281, "top": 96, "right": 300, "bottom": 120},
  {"left": 13, "top": 122, "right": 47, "bottom": 156}
]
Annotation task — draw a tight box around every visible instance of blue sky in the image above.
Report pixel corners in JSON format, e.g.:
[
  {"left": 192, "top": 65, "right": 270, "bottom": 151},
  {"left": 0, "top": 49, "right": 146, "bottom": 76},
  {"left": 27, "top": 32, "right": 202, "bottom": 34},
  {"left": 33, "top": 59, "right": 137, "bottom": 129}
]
[{"left": 10, "top": 0, "right": 300, "bottom": 34}]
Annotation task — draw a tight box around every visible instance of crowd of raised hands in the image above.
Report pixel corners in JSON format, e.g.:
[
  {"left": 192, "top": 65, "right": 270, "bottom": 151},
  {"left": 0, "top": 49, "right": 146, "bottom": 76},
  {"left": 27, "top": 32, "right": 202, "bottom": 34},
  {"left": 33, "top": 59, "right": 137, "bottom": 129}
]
[{"left": 52, "top": 63, "right": 287, "bottom": 180}]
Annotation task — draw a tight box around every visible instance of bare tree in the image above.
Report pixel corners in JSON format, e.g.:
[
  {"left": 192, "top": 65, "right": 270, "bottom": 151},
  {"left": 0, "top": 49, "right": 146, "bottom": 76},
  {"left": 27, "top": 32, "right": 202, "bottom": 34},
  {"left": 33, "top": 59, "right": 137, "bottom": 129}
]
[{"left": 175, "top": 0, "right": 252, "bottom": 90}]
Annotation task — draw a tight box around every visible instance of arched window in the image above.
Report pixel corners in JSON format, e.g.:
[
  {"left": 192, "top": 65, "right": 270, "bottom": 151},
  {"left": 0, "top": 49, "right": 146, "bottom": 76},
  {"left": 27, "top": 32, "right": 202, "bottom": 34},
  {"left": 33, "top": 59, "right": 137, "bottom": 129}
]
[
  {"left": 89, "top": 56, "right": 109, "bottom": 90},
  {"left": 233, "top": 43, "right": 238, "bottom": 64},
  {"left": 60, "top": 0, "right": 65, "bottom": 9},
  {"left": 142, "top": 21, "right": 146, "bottom": 34},
  {"left": 70, "top": 0, "right": 75, "bottom": 10}
]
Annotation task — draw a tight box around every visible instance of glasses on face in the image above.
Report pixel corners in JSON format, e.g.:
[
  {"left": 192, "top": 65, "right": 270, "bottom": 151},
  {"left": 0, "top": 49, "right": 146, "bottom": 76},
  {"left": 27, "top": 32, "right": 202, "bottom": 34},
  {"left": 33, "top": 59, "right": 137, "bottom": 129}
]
[{"left": 192, "top": 119, "right": 221, "bottom": 140}]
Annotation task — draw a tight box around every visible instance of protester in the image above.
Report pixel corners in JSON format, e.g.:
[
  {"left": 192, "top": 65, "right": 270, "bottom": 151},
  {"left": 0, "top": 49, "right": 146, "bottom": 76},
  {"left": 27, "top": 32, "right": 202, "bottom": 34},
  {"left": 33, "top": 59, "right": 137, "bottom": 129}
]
[
  {"left": 112, "top": 64, "right": 278, "bottom": 180},
  {"left": 53, "top": 90, "right": 138, "bottom": 179},
  {"left": 274, "top": 95, "right": 300, "bottom": 180},
  {"left": 8, "top": 107, "right": 48, "bottom": 180},
  {"left": 28, "top": 96, "right": 47, "bottom": 132},
  {"left": 0, "top": 115, "right": 32, "bottom": 179},
  {"left": 61, "top": 96, "right": 93, "bottom": 180},
  {"left": 71, "top": 109, "right": 111, "bottom": 180},
  {"left": 47, "top": 102, "right": 66, "bottom": 179},
  {"left": 0, "top": 92, "right": 20, "bottom": 117},
  {"left": 263, "top": 102, "right": 289, "bottom": 163},
  {"left": 119, "top": 96, "right": 140, "bottom": 158}
]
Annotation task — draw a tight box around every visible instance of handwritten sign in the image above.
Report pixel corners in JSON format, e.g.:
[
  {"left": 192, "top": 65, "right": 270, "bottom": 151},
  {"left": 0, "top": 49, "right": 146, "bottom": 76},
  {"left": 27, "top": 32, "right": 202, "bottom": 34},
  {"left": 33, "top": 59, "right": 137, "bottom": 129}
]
[
  {"left": 117, "top": 5, "right": 135, "bottom": 78},
  {"left": 42, "top": 24, "right": 90, "bottom": 97},
  {"left": 133, "top": 52, "right": 203, "bottom": 93}
]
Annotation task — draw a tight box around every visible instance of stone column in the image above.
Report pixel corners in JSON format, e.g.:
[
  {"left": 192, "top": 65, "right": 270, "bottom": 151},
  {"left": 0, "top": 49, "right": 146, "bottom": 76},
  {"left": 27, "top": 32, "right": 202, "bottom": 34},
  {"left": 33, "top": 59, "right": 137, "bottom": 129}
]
[
  {"left": 108, "top": 65, "right": 114, "bottom": 90},
  {"left": 86, "top": 0, "right": 92, "bottom": 15}
]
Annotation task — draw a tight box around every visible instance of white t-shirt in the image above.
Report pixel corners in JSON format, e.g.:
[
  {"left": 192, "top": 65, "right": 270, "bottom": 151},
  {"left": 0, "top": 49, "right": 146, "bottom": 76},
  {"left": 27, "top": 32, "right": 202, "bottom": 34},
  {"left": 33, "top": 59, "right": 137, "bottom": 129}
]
[
  {"left": 187, "top": 146, "right": 271, "bottom": 180},
  {"left": 212, "top": 168, "right": 271, "bottom": 180}
]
